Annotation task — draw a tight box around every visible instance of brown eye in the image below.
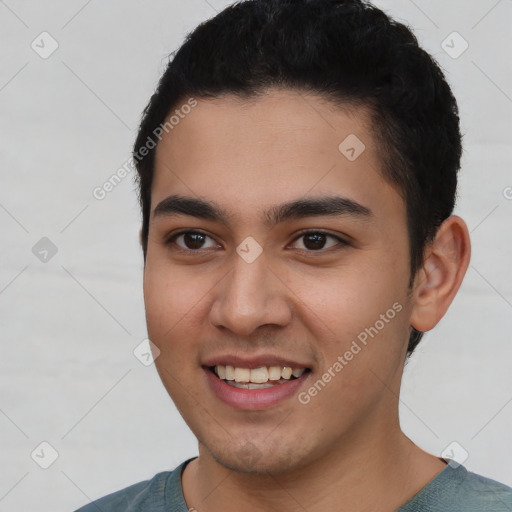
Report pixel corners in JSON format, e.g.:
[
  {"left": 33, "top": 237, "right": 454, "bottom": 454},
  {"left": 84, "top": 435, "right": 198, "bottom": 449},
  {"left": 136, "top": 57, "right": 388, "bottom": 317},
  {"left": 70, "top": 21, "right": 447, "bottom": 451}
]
[
  {"left": 291, "top": 231, "right": 348, "bottom": 251},
  {"left": 182, "top": 232, "right": 207, "bottom": 249},
  {"left": 303, "top": 233, "right": 327, "bottom": 250},
  {"left": 168, "top": 230, "right": 219, "bottom": 251}
]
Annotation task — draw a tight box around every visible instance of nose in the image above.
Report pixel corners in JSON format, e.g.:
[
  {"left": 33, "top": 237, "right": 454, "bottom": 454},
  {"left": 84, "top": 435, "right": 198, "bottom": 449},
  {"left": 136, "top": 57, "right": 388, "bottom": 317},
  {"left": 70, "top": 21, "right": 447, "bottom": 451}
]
[{"left": 208, "top": 251, "right": 292, "bottom": 337}]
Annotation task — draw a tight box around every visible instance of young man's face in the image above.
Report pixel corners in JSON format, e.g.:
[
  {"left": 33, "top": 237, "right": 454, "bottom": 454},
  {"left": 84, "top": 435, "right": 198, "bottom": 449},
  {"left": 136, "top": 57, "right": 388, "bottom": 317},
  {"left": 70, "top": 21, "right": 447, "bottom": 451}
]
[{"left": 144, "top": 89, "right": 416, "bottom": 475}]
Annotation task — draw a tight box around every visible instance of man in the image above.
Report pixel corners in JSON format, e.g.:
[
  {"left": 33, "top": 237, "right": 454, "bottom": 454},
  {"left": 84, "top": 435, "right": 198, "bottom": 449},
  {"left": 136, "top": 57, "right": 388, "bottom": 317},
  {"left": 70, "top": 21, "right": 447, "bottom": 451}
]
[{"left": 76, "top": 0, "right": 512, "bottom": 510}]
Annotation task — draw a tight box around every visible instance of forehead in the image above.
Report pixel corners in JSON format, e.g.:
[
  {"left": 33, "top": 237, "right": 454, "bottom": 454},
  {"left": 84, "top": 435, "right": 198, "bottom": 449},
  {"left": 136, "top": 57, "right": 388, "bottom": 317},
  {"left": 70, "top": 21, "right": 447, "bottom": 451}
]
[{"left": 151, "top": 88, "right": 404, "bottom": 228}]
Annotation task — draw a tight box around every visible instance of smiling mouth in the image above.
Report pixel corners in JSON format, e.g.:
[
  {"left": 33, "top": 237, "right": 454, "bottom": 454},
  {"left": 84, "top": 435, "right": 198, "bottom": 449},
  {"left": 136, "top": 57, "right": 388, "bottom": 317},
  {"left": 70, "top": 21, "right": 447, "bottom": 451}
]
[{"left": 208, "top": 365, "right": 311, "bottom": 389}]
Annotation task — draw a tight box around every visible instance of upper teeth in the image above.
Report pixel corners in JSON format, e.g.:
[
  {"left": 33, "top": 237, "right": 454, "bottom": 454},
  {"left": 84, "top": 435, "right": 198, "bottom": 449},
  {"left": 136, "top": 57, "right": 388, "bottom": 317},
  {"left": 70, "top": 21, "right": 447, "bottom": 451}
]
[{"left": 215, "top": 365, "right": 306, "bottom": 383}]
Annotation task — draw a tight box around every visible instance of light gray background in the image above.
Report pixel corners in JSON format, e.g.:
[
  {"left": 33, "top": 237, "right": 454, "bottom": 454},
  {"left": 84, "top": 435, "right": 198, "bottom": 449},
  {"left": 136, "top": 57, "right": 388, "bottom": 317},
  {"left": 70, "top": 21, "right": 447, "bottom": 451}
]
[{"left": 1, "top": 1, "right": 511, "bottom": 510}]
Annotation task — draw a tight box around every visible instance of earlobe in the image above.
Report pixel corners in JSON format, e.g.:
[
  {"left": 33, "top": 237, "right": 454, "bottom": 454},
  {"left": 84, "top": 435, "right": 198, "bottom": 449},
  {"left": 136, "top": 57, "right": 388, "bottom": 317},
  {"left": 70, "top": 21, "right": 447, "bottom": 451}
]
[{"left": 410, "top": 215, "right": 471, "bottom": 332}]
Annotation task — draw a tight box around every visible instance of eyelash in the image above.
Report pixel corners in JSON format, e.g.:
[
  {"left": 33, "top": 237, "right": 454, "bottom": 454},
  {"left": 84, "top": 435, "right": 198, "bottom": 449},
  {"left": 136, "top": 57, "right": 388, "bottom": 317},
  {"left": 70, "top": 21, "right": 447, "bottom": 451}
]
[{"left": 164, "top": 229, "right": 350, "bottom": 254}]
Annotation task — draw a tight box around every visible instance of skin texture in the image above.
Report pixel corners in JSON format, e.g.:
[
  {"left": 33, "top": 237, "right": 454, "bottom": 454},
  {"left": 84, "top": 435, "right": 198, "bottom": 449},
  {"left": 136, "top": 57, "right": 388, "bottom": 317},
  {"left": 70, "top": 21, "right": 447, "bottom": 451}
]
[{"left": 143, "top": 88, "right": 471, "bottom": 511}]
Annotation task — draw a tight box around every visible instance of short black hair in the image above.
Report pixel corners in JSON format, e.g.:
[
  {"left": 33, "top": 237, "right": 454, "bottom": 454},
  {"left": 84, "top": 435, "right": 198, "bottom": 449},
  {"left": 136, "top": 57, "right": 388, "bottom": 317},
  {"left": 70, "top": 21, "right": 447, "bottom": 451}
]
[{"left": 133, "top": 0, "right": 463, "bottom": 358}]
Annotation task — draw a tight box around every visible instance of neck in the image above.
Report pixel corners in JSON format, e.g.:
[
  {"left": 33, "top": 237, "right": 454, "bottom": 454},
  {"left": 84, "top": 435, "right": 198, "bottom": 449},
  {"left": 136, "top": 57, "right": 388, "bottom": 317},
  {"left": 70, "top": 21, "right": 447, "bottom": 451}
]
[{"left": 182, "top": 412, "right": 446, "bottom": 512}]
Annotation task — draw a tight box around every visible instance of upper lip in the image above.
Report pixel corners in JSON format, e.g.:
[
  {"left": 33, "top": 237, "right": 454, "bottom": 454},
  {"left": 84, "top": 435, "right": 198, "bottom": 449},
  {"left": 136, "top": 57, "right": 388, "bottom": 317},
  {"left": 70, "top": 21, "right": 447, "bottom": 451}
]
[{"left": 202, "top": 354, "right": 311, "bottom": 370}]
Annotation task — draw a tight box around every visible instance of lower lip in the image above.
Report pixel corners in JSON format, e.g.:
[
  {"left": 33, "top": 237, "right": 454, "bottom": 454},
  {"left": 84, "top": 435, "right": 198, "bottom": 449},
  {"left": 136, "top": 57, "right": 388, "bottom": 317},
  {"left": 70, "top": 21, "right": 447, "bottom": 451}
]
[{"left": 204, "top": 368, "right": 310, "bottom": 410}]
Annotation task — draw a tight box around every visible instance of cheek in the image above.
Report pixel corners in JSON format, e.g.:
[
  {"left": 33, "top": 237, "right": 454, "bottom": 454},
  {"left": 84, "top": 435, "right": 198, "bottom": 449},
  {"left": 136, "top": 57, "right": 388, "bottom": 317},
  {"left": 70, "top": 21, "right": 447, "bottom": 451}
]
[
  {"left": 143, "top": 264, "right": 188, "bottom": 362},
  {"left": 143, "top": 264, "right": 203, "bottom": 403},
  {"left": 287, "top": 260, "right": 405, "bottom": 338},
  {"left": 289, "top": 263, "right": 409, "bottom": 391},
  {"left": 144, "top": 255, "right": 208, "bottom": 330}
]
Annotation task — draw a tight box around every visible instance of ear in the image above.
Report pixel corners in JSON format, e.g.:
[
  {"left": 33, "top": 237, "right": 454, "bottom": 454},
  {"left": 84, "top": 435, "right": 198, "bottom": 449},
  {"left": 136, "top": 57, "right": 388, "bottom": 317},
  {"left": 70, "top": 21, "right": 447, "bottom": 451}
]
[{"left": 410, "top": 215, "right": 471, "bottom": 332}]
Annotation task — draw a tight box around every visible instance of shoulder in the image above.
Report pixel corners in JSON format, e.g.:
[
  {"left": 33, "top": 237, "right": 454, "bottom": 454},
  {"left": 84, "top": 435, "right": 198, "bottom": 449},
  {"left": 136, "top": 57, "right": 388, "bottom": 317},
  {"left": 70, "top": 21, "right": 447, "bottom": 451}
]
[
  {"left": 73, "top": 472, "right": 169, "bottom": 512},
  {"left": 398, "top": 462, "right": 512, "bottom": 512},
  {"left": 456, "top": 466, "right": 512, "bottom": 510},
  {"left": 73, "top": 459, "right": 192, "bottom": 512}
]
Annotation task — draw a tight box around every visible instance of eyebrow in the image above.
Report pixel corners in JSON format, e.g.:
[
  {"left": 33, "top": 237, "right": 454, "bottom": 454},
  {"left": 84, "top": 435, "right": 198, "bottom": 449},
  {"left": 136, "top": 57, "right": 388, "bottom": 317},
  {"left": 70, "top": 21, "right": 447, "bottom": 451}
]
[{"left": 153, "top": 194, "right": 373, "bottom": 227}]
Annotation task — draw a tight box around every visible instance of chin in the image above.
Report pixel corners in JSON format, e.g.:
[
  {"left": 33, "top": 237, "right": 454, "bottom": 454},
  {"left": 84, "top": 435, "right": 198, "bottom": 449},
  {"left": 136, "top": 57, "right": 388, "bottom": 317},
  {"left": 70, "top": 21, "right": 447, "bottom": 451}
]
[{"left": 204, "top": 438, "right": 311, "bottom": 476}]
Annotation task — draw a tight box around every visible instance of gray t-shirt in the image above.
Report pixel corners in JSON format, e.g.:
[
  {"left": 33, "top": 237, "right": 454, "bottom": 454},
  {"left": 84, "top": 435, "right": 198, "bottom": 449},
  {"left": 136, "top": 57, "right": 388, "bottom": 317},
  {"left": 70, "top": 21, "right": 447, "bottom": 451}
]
[{"left": 74, "top": 458, "right": 512, "bottom": 511}]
